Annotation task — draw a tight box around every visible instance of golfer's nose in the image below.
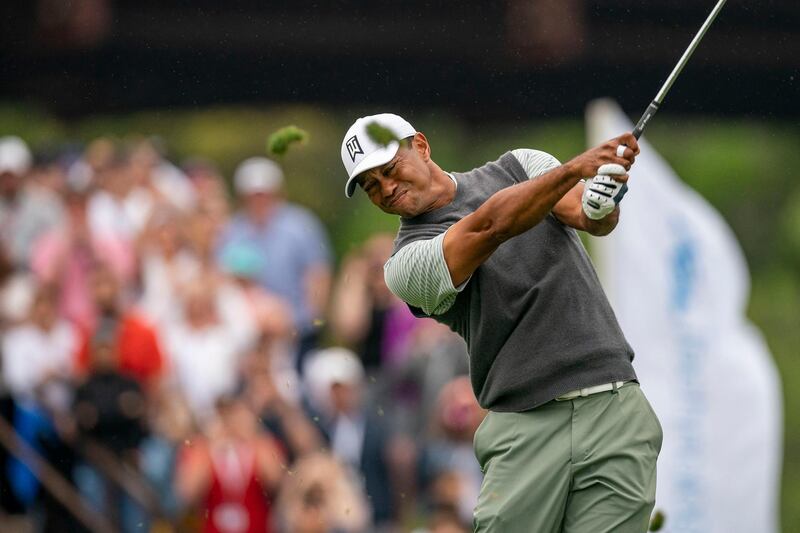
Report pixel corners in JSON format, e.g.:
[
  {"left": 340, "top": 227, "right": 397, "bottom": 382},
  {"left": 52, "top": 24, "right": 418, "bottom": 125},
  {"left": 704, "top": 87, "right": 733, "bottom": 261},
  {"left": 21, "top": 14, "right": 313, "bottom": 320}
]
[{"left": 380, "top": 177, "right": 397, "bottom": 199}]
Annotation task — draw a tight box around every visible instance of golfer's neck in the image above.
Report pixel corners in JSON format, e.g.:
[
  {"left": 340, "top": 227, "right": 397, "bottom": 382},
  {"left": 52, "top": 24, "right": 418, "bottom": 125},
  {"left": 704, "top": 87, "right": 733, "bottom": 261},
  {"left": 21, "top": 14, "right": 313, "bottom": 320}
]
[{"left": 424, "top": 165, "right": 457, "bottom": 212}]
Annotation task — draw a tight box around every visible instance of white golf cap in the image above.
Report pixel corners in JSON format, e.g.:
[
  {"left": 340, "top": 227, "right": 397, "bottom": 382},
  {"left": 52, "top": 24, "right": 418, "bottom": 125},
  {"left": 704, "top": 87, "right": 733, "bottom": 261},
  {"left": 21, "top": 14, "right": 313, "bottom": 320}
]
[
  {"left": 340, "top": 113, "right": 416, "bottom": 198},
  {"left": 0, "top": 136, "right": 32, "bottom": 176},
  {"left": 233, "top": 157, "right": 283, "bottom": 195}
]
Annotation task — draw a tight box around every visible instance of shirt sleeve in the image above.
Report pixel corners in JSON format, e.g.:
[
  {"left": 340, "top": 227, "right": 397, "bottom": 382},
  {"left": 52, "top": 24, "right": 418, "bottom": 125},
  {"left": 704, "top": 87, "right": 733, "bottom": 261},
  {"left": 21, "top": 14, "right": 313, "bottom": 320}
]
[
  {"left": 383, "top": 231, "right": 464, "bottom": 316},
  {"left": 511, "top": 148, "right": 561, "bottom": 179}
]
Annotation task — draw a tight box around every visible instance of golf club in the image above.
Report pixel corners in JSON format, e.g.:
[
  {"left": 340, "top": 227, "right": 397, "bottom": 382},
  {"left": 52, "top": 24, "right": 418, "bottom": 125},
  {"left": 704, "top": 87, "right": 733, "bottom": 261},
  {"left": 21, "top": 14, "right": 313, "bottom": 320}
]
[
  {"left": 631, "top": 0, "right": 729, "bottom": 140},
  {"left": 612, "top": 0, "right": 728, "bottom": 202}
]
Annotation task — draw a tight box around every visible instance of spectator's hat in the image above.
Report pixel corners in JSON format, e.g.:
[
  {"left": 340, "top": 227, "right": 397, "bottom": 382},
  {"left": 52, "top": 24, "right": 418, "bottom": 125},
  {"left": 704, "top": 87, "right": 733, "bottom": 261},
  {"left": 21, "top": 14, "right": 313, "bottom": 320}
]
[
  {"left": 340, "top": 113, "right": 416, "bottom": 198},
  {"left": 0, "top": 136, "right": 32, "bottom": 176},
  {"left": 304, "top": 347, "right": 365, "bottom": 412},
  {"left": 234, "top": 157, "right": 283, "bottom": 195},
  {"left": 219, "top": 242, "right": 265, "bottom": 280}
]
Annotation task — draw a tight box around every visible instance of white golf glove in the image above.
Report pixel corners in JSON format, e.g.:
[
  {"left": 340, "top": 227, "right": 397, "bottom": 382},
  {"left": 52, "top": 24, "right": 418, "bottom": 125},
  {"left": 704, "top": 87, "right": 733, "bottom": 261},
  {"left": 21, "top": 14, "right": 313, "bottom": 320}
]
[{"left": 582, "top": 163, "right": 628, "bottom": 220}]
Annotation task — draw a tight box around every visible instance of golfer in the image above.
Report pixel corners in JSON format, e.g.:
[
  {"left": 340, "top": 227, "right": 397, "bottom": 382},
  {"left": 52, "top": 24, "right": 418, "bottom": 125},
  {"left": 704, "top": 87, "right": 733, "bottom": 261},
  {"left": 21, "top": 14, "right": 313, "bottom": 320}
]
[{"left": 340, "top": 113, "right": 662, "bottom": 532}]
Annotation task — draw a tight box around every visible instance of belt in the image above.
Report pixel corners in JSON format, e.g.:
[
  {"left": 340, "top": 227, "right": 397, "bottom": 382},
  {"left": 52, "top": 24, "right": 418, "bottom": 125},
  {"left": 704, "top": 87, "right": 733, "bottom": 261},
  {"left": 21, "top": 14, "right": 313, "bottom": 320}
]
[{"left": 555, "top": 381, "right": 628, "bottom": 401}]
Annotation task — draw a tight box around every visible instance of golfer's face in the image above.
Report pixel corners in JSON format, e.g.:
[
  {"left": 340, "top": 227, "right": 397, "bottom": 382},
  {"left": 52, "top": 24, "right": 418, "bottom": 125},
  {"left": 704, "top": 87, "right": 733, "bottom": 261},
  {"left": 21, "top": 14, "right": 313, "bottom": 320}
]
[{"left": 359, "top": 145, "right": 430, "bottom": 217}]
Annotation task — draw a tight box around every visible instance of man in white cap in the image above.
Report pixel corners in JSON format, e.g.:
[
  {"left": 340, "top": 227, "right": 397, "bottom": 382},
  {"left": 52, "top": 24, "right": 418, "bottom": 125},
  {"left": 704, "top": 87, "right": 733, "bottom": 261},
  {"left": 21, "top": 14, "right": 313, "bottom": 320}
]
[
  {"left": 303, "top": 347, "right": 395, "bottom": 528},
  {"left": 340, "top": 114, "right": 662, "bottom": 532},
  {"left": 0, "top": 136, "right": 66, "bottom": 267},
  {"left": 217, "top": 157, "right": 332, "bottom": 368}
]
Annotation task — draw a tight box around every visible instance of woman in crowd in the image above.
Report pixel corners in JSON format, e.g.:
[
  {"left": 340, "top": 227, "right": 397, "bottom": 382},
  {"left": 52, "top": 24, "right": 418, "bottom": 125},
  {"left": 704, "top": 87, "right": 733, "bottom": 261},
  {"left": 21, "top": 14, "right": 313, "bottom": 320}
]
[{"left": 175, "top": 395, "right": 285, "bottom": 533}]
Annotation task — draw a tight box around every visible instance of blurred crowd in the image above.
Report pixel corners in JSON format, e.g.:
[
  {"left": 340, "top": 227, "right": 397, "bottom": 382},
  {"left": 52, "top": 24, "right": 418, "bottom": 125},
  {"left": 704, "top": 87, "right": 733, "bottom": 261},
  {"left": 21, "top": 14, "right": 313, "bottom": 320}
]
[{"left": 0, "top": 135, "right": 482, "bottom": 533}]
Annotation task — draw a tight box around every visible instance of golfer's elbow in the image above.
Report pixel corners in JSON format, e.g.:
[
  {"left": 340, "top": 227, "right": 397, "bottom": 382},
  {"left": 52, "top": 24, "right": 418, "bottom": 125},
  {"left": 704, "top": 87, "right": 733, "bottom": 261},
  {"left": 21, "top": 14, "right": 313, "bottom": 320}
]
[
  {"left": 455, "top": 208, "right": 518, "bottom": 250},
  {"left": 477, "top": 216, "right": 514, "bottom": 245}
]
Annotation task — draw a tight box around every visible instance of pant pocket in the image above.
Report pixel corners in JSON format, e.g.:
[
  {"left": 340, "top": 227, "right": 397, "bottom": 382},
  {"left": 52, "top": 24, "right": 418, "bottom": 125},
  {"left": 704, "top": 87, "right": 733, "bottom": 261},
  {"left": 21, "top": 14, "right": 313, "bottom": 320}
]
[
  {"left": 635, "top": 388, "right": 664, "bottom": 452},
  {"left": 473, "top": 411, "right": 492, "bottom": 471}
]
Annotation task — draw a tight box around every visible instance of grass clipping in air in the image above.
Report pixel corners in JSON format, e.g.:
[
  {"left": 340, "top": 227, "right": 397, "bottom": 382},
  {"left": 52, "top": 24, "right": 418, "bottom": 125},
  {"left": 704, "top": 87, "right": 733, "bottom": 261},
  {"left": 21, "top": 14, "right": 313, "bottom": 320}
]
[
  {"left": 365, "top": 122, "right": 400, "bottom": 147},
  {"left": 649, "top": 510, "right": 665, "bottom": 531},
  {"left": 267, "top": 125, "right": 309, "bottom": 156}
]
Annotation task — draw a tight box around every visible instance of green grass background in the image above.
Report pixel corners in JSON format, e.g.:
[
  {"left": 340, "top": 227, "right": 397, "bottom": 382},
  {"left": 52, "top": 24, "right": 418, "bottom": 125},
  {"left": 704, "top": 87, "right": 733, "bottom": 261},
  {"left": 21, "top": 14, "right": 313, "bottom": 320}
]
[{"left": 2, "top": 103, "right": 798, "bottom": 530}]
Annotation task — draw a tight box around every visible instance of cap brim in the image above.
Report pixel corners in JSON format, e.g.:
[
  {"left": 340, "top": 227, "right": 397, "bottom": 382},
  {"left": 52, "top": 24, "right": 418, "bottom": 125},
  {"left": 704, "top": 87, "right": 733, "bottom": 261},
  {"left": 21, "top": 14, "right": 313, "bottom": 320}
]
[{"left": 344, "top": 142, "right": 400, "bottom": 198}]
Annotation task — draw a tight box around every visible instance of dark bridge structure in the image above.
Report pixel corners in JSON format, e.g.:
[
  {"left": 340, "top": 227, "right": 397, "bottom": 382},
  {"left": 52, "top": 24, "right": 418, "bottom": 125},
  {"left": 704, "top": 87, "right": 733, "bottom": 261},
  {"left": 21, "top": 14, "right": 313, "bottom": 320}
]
[{"left": 2, "top": 0, "right": 798, "bottom": 119}]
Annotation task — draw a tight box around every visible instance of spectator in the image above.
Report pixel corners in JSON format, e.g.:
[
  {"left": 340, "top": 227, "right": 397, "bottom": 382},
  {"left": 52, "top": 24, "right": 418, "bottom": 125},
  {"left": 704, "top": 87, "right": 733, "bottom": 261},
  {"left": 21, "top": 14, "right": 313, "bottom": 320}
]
[
  {"left": 86, "top": 147, "right": 140, "bottom": 241},
  {"left": 390, "top": 321, "right": 469, "bottom": 438},
  {"left": 276, "top": 452, "right": 369, "bottom": 533},
  {"left": 74, "top": 265, "right": 164, "bottom": 386},
  {"left": 0, "top": 244, "right": 35, "bottom": 327},
  {"left": 217, "top": 157, "right": 332, "bottom": 371},
  {"left": 137, "top": 206, "right": 202, "bottom": 323},
  {"left": 419, "top": 377, "right": 485, "bottom": 526},
  {"left": 160, "top": 277, "right": 256, "bottom": 421},
  {"left": 219, "top": 242, "right": 293, "bottom": 341},
  {"left": 1, "top": 284, "right": 78, "bottom": 402},
  {"left": 30, "top": 182, "right": 135, "bottom": 332},
  {"left": 87, "top": 139, "right": 195, "bottom": 242},
  {"left": 187, "top": 206, "right": 224, "bottom": 268},
  {"left": 0, "top": 136, "right": 32, "bottom": 206},
  {"left": 0, "top": 284, "right": 79, "bottom": 517},
  {"left": 175, "top": 395, "right": 285, "bottom": 533},
  {"left": 240, "top": 340, "right": 322, "bottom": 462},
  {"left": 304, "top": 348, "right": 396, "bottom": 528},
  {"left": 182, "top": 157, "right": 230, "bottom": 226},
  {"left": 330, "top": 233, "right": 421, "bottom": 374},
  {"left": 128, "top": 138, "right": 196, "bottom": 214},
  {"left": 72, "top": 333, "right": 149, "bottom": 533},
  {"left": 140, "top": 385, "right": 197, "bottom": 521},
  {"left": 0, "top": 138, "right": 66, "bottom": 269}
]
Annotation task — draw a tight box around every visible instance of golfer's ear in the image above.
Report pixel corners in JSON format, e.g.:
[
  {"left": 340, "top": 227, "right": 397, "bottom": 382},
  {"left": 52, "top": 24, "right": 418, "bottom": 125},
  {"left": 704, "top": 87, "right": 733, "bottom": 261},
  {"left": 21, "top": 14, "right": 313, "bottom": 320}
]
[{"left": 410, "top": 132, "right": 431, "bottom": 162}]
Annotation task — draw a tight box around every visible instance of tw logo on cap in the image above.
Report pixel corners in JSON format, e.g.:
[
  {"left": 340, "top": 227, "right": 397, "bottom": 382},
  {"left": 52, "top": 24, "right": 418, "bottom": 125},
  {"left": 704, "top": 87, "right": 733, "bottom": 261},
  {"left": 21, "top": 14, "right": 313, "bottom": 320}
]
[{"left": 345, "top": 135, "right": 364, "bottom": 162}]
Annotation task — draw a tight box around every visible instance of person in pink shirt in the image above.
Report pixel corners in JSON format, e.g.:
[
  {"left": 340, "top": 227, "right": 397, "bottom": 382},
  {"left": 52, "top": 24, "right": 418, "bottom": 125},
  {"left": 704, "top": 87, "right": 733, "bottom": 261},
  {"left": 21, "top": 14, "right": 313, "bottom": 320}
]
[{"left": 30, "top": 183, "right": 135, "bottom": 332}]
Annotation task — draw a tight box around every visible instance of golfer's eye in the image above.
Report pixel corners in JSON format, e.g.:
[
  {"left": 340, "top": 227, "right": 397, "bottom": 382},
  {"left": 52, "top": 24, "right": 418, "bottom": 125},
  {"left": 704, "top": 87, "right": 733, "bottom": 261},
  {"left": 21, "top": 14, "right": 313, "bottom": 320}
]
[{"left": 383, "top": 163, "right": 396, "bottom": 177}]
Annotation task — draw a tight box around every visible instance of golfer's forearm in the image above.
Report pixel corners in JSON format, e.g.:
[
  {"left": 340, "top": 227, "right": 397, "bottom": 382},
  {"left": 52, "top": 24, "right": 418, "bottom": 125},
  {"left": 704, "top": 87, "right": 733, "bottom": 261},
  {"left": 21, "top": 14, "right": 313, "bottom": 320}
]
[
  {"left": 474, "top": 163, "right": 582, "bottom": 242},
  {"left": 443, "top": 164, "right": 582, "bottom": 286},
  {"left": 582, "top": 207, "right": 620, "bottom": 236}
]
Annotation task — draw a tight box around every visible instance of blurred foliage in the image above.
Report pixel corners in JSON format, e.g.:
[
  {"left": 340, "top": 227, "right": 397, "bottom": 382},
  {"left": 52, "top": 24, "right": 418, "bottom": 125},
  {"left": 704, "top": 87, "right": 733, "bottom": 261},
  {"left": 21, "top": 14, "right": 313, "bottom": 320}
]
[{"left": 0, "top": 102, "right": 798, "bottom": 530}]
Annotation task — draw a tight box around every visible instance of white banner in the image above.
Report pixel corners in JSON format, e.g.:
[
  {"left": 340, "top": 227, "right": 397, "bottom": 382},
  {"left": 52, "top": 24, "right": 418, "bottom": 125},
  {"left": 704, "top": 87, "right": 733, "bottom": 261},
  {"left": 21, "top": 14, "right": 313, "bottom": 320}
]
[{"left": 587, "top": 99, "right": 783, "bottom": 533}]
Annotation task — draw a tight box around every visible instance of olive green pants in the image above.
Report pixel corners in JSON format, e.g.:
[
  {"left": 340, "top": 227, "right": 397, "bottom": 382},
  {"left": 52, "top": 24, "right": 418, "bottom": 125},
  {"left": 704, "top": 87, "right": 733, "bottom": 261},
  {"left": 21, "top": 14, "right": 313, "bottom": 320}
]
[{"left": 473, "top": 382, "right": 662, "bottom": 533}]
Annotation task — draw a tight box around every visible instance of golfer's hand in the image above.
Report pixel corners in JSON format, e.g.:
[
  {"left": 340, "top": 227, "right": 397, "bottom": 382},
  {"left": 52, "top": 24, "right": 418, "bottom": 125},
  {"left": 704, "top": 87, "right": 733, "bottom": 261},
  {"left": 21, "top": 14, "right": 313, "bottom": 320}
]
[
  {"left": 566, "top": 133, "right": 639, "bottom": 178},
  {"left": 582, "top": 165, "right": 629, "bottom": 220}
]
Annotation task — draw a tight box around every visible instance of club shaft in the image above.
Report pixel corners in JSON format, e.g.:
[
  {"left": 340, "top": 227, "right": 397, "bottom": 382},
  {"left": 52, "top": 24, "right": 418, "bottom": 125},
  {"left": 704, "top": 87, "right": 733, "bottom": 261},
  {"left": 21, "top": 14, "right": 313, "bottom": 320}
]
[{"left": 632, "top": 0, "right": 728, "bottom": 139}]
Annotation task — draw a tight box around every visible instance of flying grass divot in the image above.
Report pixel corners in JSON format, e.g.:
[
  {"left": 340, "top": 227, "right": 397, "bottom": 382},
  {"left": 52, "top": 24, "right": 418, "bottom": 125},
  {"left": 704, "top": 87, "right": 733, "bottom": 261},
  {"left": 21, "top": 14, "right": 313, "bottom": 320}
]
[
  {"left": 365, "top": 122, "right": 400, "bottom": 147},
  {"left": 266, "top": 125, "right": 309, "bottom": 156},
  {"left": 648, "top": 509, "right": 665, "bottom": 531}
]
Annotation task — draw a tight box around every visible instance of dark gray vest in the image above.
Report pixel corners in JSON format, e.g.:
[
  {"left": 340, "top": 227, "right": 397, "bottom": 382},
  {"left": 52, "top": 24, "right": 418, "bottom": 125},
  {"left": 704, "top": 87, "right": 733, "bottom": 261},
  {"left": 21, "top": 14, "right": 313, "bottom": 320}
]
[{"left": 392, "top": 152, "right": 636, "bottom": 411}]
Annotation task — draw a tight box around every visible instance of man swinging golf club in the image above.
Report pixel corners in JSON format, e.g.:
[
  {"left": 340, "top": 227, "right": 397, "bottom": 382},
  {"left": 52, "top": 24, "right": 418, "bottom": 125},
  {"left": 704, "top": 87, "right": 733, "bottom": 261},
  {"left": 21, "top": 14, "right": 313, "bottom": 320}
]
[{"left": 340, "top": 113, "right": 662, "bottom": 532}]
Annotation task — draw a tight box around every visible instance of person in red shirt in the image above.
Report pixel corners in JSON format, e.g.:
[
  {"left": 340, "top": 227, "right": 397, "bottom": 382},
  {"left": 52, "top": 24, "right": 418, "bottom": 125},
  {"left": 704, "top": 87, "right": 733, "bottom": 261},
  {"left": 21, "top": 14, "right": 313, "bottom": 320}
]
[
  {"left": 176, "top": 395, "right": 285, "bottom": 533},
  {"left": 75, "top": 265, "right": 164, "bottom": 385}
]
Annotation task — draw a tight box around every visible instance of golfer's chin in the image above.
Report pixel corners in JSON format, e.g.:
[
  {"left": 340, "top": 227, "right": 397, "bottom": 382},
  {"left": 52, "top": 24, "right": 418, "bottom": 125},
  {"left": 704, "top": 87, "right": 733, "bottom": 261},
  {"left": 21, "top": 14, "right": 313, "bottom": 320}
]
[{"left": 380, "top": 204, "right": 410, "bottom": 217}]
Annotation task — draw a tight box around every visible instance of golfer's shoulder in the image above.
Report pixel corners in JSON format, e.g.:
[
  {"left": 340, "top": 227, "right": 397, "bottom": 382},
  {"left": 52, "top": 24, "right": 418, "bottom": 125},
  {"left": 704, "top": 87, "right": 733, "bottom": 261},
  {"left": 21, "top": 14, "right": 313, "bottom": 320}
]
[
  {"left": 509, "top": 148, "right": 561, "bottom": 179},
  {"left": 385, "top": 228, "right": 447, "bottom": 285},
  {"left": 384, "top": 232, "right": 457, "bottom": 315},
  {"left": 388, "top": 227, "right": 445, "bottom": 267},
  {"left": 457, "top": 150, "right": 550, "bottom": 186},
  {"left": 392, "top": 215, "right": 449, "bottom": 253}
]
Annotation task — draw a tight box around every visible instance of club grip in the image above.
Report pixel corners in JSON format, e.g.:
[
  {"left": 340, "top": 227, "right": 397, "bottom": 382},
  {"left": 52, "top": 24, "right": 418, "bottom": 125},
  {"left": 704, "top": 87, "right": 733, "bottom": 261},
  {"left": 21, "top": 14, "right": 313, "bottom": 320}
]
[{"left": 632, "top": 101, "right": 661, "bottom": 139}]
